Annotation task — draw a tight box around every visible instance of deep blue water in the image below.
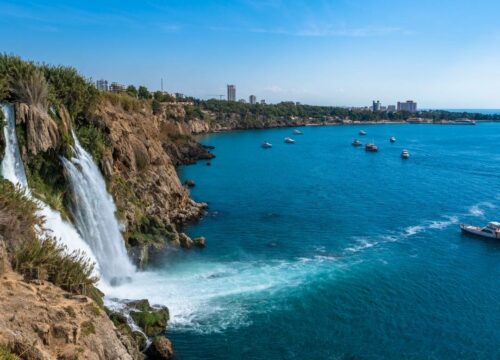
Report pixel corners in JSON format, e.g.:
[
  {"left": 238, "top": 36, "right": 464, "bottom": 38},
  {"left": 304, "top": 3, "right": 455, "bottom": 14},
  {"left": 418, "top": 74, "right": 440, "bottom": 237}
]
[{"left": 158, "top": 124, "right": 499, "bottom": 359}]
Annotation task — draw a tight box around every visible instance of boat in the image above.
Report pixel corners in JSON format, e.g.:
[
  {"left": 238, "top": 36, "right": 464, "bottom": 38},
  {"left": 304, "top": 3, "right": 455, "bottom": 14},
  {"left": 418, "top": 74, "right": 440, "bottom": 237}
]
[
  {"left": 284, "top": 137, "right": 295, "bottom": 144},
  {"left": 460, "top": 222, "right": 500, "bottom": 239},
  {"left": 293, "top": 129, "right": 303, "bottom": 135},
  {"left": 390, "top": 136, "right": 396, "bottom": 143},
  {"left": 261, "top": 142, "right": 272, "bottom": 149},
  {"left": 352, "top": 139, "right": 362, "bottom": 147},
  {"left": 359, "top": 130, "right": 367, "bottom": 135},
  {"left": 441, "top": 119, "right": 476, "bottom": 125},
  {"left": 401, "top": 149, "right": 410, "bottom": 159},
  {"left": 365, "top": 143, "right": 378, "bottom": 152}
]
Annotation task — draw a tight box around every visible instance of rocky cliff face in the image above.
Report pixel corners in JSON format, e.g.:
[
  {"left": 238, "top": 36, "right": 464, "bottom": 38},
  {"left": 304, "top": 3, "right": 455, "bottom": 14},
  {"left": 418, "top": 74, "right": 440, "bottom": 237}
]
[
  {"left": 88, "top": 101, "right": 210, "bottom": 267},
  {"left": 0, "top": 271, "right": 140, "bottom": 360}
]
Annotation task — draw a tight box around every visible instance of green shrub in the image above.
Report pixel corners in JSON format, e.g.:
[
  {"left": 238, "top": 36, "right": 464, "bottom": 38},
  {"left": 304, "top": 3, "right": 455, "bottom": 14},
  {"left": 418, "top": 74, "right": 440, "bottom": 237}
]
[
  {"left": 76, "top": 124, "right": 110, "bottom": 163},
  {"left": 0, "top": 344, "right": 19, "bottom": 360},
  {"left": 81, "top": 320, "right": 96, "bottom": 337},
  {"left": 102, "top": 92, "right": 142, "bottom": 112},
  {"left": 24, "top": 150, "right": 71, "bottom": 220}
]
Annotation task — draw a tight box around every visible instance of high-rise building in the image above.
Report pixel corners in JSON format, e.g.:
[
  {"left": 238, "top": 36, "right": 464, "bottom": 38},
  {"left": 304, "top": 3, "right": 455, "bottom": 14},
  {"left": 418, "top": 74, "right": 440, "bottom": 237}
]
[
  {"left": 96, "top": 79, "right": 108, "bottom": 91},
  {"left": 227, "top": 85, "right": 236, "bottom": 101},
  {"left": 260, "top": 99, "right": 266, "bottom": 104},
  {"left": 397, "top": 100, "right": 417, "bottom": 113},
  {"left": 387, "top": 105, "right": 396, "bottom": 112},
  {"left": 249, "top": 95, "right": 257, "bottom": 104},
  {"left": 109, "top": 82, "right": 125, "bottom": 93},
  {"left": 372, "top": 100, "right": 381, "bottom": 111}
]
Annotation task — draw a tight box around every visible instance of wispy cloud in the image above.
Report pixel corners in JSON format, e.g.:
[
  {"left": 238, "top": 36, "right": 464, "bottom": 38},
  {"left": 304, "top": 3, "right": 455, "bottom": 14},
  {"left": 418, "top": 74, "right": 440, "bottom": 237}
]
[{"left": 249, "top": 25, "right": 412, "bottom": 38}]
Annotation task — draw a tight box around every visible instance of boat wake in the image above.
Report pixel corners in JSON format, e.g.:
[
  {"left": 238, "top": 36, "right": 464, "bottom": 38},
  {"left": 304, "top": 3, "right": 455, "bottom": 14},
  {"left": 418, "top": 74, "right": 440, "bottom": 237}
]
[{"left": 468, "top": 202, "right": 495, "bottom": 218}]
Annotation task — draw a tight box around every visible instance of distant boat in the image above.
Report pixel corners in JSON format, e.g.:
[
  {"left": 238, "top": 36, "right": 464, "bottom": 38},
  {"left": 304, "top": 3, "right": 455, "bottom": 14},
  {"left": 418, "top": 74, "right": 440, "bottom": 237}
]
[
  {"left": 284, "top": 137, "right": 295, "bottom": 144},
  {"left": 442, "top": 119, "right": 476, "bottom": 125},
  {"left": 401, "top": 149, "right": 410, "bottom": 159},
  {"left": 359, "top": 130, "right": 367, "bottom": 135},
  {"left": 352, "top": 139, "right": 362, "bottom": 147},
  {"left": 293, "top": 129, "right": 303, "bottom": 135},
  {"left": 365, "top": 143, "right": 378, "bottom": 152},
  {"left": 390, "top": 136, "right": 396, "bottom": 143},
  {"left": 261, "top": 142, "right": 273, "bottom": 149},
  {"left": 460, "top": 222, "right": 500, "bottom": 239}
]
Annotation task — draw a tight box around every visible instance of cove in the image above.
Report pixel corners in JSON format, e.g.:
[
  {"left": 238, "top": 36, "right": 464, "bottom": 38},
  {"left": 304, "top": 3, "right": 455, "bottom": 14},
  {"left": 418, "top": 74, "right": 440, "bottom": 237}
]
[{"left": 165, "top": 124, "right": 500, "bottom": 359}]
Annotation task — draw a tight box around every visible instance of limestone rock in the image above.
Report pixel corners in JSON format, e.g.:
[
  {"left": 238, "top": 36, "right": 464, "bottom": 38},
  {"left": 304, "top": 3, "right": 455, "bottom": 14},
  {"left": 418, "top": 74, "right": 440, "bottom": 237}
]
[
  {"left": 0, "top": 271, "right": 136, "bottom": 359},
  {"left": 145, "top": 336, "right": 174, "bottom": 360}
]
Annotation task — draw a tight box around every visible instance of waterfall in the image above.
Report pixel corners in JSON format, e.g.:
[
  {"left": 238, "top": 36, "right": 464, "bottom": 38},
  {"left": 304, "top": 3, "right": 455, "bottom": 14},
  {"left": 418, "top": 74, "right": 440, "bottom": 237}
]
[
  {"left": 62, "top": 134, "right": 135, "bottom": 284},
  {"left": 0, "top": 103, "right": 99, "bottom": 267}
]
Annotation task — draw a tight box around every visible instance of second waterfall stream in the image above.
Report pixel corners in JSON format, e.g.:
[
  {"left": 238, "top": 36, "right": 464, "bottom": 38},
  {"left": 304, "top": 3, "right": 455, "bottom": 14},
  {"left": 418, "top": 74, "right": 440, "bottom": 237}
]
[{"left": 62, "top": 133, "right": 136, "bottom": 284}]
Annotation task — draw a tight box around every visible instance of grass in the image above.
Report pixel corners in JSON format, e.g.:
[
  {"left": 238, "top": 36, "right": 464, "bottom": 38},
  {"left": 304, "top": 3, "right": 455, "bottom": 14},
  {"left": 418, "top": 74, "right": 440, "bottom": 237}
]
[
  {"left": 0, "top": 344, "right": 20, "bottom": 360},
  {"left": 0, "top": 180, "right": 102, "bottom": 305},
  {"left": 102, "top": 92, "right": 143, "bottom": 112},
  {"left": 80, "top": 320, "right": 96, "bottom": 337}
]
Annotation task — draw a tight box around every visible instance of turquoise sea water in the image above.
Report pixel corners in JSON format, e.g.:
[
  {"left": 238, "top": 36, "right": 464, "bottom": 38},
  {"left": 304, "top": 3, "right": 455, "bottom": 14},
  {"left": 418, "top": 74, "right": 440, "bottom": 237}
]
[{"left": 157, "top": 124, "right": 500, "bottom": 359}]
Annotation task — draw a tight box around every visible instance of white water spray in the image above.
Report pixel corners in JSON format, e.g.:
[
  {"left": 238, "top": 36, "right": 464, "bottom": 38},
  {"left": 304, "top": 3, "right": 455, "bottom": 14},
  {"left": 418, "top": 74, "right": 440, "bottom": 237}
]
[
  {"left": 0, "top": 103, "right": 98, "bottom": 266},
  {"left": 62, "top": 134, "right": 135, "bottom": 284}
]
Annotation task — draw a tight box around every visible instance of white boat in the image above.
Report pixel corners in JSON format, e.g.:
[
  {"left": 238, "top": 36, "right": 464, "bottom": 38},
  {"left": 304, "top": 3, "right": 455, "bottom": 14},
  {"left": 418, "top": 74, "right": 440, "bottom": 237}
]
[
  {"left": 460, "top": 222, "right": 500, "bottom": 239},
  {"left": 293, "top": 129, "right": 303, "bottom": 135},
  {"left": 352, "top": 139, "right": 362, "bottom": 147},
  {"left": 390, "top": 136, "right": 396, "bottom": 143},
  {"left": 401, "top": 149, "right": 410, "bottom": 159},
  {"left": 261, "top": 142, "right": 272, "bottom": 149},
  {"left": 359, "top": 130, "right": 367, "bottom": 135},
  {"left": 365, "top": 143, "right": 378, "bottom": 152},
  {"left": 284, "top": 137, "right": 295, "bottom": 144}
]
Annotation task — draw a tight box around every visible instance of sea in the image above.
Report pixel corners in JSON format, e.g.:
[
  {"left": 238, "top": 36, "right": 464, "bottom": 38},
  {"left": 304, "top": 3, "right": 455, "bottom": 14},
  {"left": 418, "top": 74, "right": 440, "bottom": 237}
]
[{"left": 148, "top": 123, "right": 499, "bottom": 359}]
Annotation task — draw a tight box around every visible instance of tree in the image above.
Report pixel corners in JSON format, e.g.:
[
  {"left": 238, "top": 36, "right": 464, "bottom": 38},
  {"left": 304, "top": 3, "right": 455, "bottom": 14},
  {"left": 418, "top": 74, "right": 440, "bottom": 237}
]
[
  {"left": 152, "top": 99, "right": 162, "bottom": 115},
  {"left": 138, "top": 86, "right": 151, "bottom": 100},
  {"left": 126, "top": 85, "right": 138, "bottom": 98}
]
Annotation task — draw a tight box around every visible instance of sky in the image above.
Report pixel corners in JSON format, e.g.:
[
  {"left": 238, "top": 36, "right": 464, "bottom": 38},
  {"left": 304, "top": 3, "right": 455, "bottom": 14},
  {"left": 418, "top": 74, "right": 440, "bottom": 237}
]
[{"left": 1, "top": 0, "right": 500, "bottom": 108}]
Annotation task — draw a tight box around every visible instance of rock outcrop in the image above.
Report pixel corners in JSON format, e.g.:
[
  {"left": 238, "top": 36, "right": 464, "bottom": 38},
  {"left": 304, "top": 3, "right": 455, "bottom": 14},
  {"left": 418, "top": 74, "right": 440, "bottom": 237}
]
[{"left": 0, "top": 271, "right": 138, "bottom": 360}]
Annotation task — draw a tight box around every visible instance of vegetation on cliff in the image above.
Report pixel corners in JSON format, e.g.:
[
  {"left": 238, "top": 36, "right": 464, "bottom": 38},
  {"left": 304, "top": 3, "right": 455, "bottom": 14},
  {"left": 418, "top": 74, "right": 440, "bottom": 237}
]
[{"left": 0, "top": 180, "right": 101, "bottom": 304}]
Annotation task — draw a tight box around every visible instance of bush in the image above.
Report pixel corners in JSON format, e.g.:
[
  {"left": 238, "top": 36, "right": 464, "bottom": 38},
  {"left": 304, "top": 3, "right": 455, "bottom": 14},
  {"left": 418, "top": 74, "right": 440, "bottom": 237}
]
[
  {"left": 12, "top": 236, "right": 101, "bottom": 303},
  {"left": 0, "top": 180, "right": 101, "bottom": 305},
  {"left": 138, "top": 86, "right": 151, "bottom": 100},
  {"left": 0, "top": 344, "right": 19, "bottom": 360},
  {"left": 76, "top": 124, "right": 110, "bottom": 163},
  {"left": 102, "top": 92, "right": 142, "bottom": 112},
  {"left": 0, "top": 180, "right": 41, "bottom": 252}
]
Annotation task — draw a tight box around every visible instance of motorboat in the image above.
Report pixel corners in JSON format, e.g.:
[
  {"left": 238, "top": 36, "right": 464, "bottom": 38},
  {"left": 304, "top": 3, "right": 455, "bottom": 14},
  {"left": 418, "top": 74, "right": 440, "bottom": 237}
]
[
  {"left": 284, "top": 137, "right": 295, "bottom": 144},
  {"left": 352, "top": 139, "right": 362, "bottom": 147},
  {"left": 359, "top": 130, "right": 367, "bottom": 135},
  {"left": 401, "top": 149, "right": 410, "bottom": 159},
  {"left": 365, "top": 143, "right": 378, "bottom": 152},
  {"left": 261, "top": 142, "right": 273, "bottom": 149},
  {"left": 293, "top": 129, "right": 303, "bottom": 135},
  {"left": 390, "top": 136, "right": 396, "bottom": 143},
  {"left": 460, "top": 222, "right": 500, "bottom": 239}
]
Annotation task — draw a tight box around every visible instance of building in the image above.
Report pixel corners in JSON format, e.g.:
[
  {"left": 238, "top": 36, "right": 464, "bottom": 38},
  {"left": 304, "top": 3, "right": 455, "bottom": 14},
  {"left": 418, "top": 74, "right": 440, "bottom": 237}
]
[
  {"left": 175, "top": 93, "right": 185, "bottom": 100},
  {"left": 109, "top": 82, "right": 125, "bottom": 93},
  {"left": 260, "top": 99, "right": 266, "bottom": 104},
  {"left": 249, "top": 95, "right": 257, "bottom": 104},
  {"left": 238, "top": 99, "right": 246, "bottom": 103},
  {"left": 96, "top": 79, "right": 108, "bottom": 91},
  {"left": 372, "top": 100, "right": 381, "bottom": 112},
  {"left": 387, "top": 105, "right": 396, "bottom": 112},
  {"left": 397, "top": 100, "right": 417, "bottom": 113},
  {"left": 227, "top": 85, "right": 236, "bottom": 101}
]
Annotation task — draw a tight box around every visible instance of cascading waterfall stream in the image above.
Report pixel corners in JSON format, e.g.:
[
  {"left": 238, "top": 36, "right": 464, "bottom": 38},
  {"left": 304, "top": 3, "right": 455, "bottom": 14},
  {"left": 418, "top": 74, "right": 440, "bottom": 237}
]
[
  {"left": 0, "top": 103, "right": 99, "bottom": 267},
  {"left": 62, "top": 133, "right": 136, "bottom": 284}
]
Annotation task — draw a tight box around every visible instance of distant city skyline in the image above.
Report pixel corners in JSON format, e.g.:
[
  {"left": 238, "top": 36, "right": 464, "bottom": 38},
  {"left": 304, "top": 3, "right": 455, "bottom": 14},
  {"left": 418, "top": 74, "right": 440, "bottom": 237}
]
[{"left": 3, "top": 1, "right": 500, "bottom": 108}]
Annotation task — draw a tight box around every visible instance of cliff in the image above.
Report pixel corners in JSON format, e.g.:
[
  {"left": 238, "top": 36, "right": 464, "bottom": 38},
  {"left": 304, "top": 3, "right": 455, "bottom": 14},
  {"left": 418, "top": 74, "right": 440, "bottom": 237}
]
[{"left": 0, "top": 271, "right": 139, "bottom": 360}]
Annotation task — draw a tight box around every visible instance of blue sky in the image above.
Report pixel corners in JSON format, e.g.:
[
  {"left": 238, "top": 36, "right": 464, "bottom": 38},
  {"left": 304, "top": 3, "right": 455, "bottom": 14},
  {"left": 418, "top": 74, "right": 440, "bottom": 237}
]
[{"left": 1, "top": 0, "right": 500, "bottom": 108}]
